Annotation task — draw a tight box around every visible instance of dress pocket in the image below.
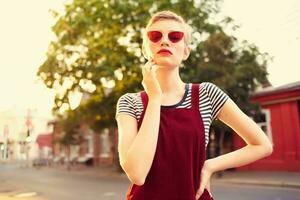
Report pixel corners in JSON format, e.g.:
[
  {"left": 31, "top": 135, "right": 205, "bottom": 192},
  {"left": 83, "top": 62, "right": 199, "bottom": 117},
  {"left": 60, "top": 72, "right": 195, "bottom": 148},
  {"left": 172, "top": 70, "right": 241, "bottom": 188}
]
[{"left": 199, "top": 188, "right": 214, "bottom": 200}]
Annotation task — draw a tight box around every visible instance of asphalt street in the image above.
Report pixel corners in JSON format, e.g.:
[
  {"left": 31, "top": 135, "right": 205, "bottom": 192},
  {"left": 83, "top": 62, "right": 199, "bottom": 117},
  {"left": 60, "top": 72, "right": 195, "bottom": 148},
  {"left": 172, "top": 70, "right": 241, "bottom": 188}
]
[{"left": 0, "top": 164, "right": 299, "bottom": 200}]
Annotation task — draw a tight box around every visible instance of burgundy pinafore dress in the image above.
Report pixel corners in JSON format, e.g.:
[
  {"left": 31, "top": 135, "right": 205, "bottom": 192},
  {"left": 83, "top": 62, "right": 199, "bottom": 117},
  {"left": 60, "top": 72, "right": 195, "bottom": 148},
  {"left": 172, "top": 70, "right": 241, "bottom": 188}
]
[{"left": 125, "top": 83, "right": 214, "bottom": 200}]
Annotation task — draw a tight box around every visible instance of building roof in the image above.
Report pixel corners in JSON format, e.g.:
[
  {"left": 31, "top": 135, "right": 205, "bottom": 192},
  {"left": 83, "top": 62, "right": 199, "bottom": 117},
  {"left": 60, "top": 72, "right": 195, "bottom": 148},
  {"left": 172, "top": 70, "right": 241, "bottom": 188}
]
[
  {"left": 252, "top": 81, "right": 300, "bottom": 97},
  {"left": 36, "top": 133, "right": 53, "bottom": 149}
]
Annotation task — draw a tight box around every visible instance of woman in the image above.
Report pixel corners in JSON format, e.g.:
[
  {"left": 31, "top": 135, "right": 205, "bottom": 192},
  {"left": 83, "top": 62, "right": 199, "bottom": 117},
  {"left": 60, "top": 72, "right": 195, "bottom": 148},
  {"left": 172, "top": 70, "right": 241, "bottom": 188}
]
[{"left": 115, "top": 10, "right": 273, "bottom": 200}]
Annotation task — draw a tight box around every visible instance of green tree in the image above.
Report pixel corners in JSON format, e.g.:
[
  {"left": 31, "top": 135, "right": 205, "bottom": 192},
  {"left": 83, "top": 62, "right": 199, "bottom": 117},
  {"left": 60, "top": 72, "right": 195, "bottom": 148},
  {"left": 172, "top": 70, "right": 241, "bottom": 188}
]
[
  {"left": 38, "top": 0, "right": 271, "bottom": 167},
  {"left": 38, "top": 0, "right": 224, "bottom": 128}
]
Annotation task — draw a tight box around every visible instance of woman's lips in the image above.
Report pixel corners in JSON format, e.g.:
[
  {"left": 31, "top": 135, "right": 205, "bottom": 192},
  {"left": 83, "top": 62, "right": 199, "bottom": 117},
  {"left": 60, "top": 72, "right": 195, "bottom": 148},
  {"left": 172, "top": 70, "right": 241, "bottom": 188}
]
[{"left": 157, "top": 49, "right": 172, "bottom": 55}]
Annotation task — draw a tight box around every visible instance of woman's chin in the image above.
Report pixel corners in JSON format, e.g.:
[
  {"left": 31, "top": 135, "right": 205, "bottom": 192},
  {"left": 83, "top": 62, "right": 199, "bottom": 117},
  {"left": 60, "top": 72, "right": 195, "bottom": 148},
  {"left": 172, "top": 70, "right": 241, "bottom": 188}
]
[{"left": 154, "top": 58, "right": 176, "bottom": 68}]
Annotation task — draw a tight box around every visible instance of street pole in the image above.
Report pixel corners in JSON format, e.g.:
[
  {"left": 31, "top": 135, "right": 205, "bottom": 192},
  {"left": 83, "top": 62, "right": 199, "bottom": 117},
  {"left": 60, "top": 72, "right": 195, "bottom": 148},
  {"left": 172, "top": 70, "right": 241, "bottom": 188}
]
[
  {"left": 25, "top": 109, "right": 32, "bottom": 167},
  {"left": 3, "top": 124, "right": 9, "bottom": 160},
  {"left": 26, "top": 129, "right": 30, "bottom": 167}
]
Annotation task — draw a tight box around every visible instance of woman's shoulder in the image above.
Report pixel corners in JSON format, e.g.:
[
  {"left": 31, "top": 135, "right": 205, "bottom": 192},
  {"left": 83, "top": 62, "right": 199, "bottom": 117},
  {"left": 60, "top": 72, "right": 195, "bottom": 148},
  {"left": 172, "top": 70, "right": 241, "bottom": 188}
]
[
  {"left": 191, "top": 81, "right": 218, "bottom": 91},
  {"left": 193, "top": 81, "right": 229, "bottom": 102},
  {"left": 198, "top": 81, "right": 216, "bottom": 87},
  {"left": 117, "top": 92, "right": 142, "bottom": 105},
  {"left": 119, "top": 91, "right": 141, "bottom": 99},
  {"left": 116, "top": 92, "right": 143, "bottom": 120}
]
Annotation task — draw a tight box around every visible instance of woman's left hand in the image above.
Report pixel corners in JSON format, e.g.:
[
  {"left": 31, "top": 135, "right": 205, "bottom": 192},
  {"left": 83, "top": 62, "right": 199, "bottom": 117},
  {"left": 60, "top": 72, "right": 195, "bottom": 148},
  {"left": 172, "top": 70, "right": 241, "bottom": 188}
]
[{"left": 195, "top": 160, "right": 214, "bottom": 199}]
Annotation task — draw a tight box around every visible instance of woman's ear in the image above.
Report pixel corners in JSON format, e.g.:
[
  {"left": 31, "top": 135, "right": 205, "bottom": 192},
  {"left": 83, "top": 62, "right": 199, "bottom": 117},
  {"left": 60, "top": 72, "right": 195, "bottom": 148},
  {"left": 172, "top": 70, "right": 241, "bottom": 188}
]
[{"left": 182, "top": 45, "right": 191, "bottom": 61}]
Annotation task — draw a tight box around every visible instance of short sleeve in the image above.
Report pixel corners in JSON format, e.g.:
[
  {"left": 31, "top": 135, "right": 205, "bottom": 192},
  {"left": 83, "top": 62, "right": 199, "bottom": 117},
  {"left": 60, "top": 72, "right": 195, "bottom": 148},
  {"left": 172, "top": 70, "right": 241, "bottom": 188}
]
[
  {"left": 115, "top": 93, "right": 137, "bottom": 120},
  {"left": 203, "top": 82, "right": 229, "bottom": 120}
]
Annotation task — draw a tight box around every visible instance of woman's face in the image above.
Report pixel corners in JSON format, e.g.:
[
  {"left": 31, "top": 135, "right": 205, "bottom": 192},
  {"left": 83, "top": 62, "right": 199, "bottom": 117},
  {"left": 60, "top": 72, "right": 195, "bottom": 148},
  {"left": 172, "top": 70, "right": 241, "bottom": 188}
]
[{"left": 146, "top": 19, "right": 189, "bottom": 69}]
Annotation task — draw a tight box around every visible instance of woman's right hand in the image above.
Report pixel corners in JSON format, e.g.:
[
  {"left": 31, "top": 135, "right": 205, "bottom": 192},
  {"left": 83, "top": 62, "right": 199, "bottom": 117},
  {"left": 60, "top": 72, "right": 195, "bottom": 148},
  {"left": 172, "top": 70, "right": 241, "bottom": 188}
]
[{"left": 141, "top": 59, "right": 162, "bottom": 102}]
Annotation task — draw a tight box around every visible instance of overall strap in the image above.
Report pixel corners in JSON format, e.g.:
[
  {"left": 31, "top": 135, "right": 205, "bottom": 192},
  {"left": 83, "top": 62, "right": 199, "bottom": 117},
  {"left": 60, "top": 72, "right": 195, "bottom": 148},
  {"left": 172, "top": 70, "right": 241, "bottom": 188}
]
[
  {"left": 137, "top": 91, "right": 148, "bottom": 129},
  {"left": 191, "top": 83, "right": 200, "bottom": 110},
  {"left": 140, "top": 91, "right": 148, "bottom": 109}
]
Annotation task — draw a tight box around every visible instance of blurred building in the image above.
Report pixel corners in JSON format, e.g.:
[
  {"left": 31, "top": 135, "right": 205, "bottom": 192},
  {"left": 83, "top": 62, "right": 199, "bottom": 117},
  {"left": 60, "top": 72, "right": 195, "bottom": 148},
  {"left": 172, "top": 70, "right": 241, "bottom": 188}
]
[
  {"left": 36, "top": 133, "right": 53, "bottom": 160},
  {"left": 0, "top": 107, "right": 52, "bottom": 162},
  {"left": 50, "top": 120, "right": 117, "bottom": 167},
  {"left": 234, "top": 81, "right": 300, "bottom": 171}
]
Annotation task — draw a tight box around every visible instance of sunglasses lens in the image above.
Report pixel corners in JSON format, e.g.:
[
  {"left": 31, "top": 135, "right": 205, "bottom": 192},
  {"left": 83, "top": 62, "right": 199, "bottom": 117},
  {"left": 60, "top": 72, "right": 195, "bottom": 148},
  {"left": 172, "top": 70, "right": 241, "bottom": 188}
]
[
  {"left": 168, "top": 31, "right": 184, "bottom": 43},
  {"left": 147, "top": 31, "right": 162, "bottom": 42},
  {"left": 147, "top": 31, "right": 184, "bottom": 43}
]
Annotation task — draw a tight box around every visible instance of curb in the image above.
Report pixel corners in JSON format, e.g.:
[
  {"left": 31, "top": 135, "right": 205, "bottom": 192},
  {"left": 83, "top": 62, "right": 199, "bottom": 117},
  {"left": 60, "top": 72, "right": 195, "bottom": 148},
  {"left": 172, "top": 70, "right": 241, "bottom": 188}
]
[{"left": 213, "top": 178, "right": 300, "bottom": 189}]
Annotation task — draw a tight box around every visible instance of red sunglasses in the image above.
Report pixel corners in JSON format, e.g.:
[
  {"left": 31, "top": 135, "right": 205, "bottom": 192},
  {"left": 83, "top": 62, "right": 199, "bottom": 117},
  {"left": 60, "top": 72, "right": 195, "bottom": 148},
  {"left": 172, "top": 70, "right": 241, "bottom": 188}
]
[{"left": 147, "top": 31, "right": 184, "bottom": 43}]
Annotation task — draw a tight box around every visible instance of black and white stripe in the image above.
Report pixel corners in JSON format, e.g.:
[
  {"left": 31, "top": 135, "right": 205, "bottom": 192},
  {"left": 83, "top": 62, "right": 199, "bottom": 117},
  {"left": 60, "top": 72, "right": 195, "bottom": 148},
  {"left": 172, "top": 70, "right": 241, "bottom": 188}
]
[{"left": 115, "top": 82, "right": 229, "bottom": 148}]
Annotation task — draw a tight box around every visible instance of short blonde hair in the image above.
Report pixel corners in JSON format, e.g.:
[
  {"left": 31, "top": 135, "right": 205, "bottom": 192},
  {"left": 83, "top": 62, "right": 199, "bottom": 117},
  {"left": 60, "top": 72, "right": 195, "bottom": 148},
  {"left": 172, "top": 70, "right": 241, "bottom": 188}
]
[{"left": 142, "top": 10, "right": 193, "bottom": 59}]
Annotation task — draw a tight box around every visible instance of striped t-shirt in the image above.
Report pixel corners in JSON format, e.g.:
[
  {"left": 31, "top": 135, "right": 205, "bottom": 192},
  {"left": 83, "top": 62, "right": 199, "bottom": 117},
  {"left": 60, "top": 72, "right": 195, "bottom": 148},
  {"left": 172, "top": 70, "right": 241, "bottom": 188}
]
[{"left": 115, "top": 82, "right": 229, "bottom": 148}]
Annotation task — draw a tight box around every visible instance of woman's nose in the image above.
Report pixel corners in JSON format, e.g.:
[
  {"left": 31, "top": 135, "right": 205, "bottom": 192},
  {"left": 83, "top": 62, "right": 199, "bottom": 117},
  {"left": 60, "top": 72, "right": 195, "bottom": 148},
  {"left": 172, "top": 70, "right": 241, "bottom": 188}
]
[{"left": 160, "top": 34, "right": 170, "bottom": 46}]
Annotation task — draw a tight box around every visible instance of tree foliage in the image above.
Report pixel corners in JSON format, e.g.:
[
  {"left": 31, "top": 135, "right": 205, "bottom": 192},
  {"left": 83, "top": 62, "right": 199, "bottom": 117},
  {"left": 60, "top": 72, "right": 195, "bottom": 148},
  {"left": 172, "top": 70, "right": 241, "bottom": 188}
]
[{"left": 38, "top": 0, "right": 270, "bottom": 134}]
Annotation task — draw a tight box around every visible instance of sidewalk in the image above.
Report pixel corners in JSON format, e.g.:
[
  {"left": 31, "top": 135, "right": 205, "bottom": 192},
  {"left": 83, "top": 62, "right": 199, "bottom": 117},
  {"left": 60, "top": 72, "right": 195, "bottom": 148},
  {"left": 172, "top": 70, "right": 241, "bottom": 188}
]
[{"left": 211, "top": 170, "right": 300, "bottom": 188}]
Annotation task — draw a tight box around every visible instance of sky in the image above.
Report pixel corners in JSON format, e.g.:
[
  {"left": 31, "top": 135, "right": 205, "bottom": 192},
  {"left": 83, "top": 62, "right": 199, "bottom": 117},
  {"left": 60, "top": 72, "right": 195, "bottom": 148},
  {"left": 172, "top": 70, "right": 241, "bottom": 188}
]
[
  {"left": 0, "top": 0, "right": 299, "bottom": 120},
  {"left": 221, "top": 0, "right": 300, "bottom": 86},
  {"left": 0, "top": 1, "right": 63, "bottom": 119}
]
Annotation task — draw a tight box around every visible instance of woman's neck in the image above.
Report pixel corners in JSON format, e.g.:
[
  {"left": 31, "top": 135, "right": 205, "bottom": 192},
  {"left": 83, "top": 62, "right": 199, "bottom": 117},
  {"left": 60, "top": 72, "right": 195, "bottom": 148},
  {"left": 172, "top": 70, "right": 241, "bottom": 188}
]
[{"left": 155, "top": 67, "right": 186, "bottom": 94}]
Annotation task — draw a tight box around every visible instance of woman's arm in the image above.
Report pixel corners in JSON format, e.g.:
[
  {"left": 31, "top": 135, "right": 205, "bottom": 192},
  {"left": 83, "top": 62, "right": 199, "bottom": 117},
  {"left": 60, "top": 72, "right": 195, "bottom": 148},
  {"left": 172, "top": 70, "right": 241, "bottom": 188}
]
[
  {"left": 117, "top": 99, "right": 161, "bottom": 186},
  {"left": 205, "top": 98, "right": 273, "bottom": 173},
  {"left": 117, "top": 59, "right": 162, "bottom": 186}
]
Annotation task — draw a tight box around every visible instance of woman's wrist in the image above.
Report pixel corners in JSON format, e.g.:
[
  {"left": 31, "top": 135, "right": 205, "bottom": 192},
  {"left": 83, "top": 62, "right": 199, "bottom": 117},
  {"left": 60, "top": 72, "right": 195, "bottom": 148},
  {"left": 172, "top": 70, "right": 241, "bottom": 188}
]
[
  {"left": 204, "top": 159, "right": 217, "bottom": 175},
  {"left": 148, "top": 97, "right": 162, "bottom": 105}
]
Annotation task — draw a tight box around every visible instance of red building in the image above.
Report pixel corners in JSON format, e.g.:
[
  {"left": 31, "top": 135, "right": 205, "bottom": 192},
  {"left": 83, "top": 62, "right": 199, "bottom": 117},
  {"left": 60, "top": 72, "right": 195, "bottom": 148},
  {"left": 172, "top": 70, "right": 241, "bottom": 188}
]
[
  {"left": 36, "top": 133, "right": 53, "bottom": 149},
  {"left": 49, "top": 120, "right": 118, "bottom": 167},
  {"left": 234, "top": 81, "right": 300, "bottom": 171},
  {"left": 36, "top": 133, "right": 53, "bottom": 160}
]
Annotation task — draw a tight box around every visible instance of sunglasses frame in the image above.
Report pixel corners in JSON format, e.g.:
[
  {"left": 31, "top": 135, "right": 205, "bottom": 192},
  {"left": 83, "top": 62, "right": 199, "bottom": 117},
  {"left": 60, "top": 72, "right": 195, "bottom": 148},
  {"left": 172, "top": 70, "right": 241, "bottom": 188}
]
[{"left": 147, "top": 31, "right": 184, "bottom": 43}]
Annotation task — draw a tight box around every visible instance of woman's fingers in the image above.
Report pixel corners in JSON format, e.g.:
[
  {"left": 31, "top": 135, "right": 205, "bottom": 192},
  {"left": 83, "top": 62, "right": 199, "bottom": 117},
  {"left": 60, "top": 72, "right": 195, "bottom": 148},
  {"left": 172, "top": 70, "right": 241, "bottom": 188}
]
[
  {"left": 207, "top": 184, "right": 211, "bottom": 194},
  {"left": 143, "top": 61, "right": 156, "bottom": 76},
  {"left": 195, "top": 167, "right": 213, "bottom": 199},
  {"left": 141, "top": 59, "right": 162, "bottom": 100},
  {"left": 142, "top": 61, "right": 151, "bottom": 76},
  {"left": 146, "top": 61, "right": 155, "bottom": 72},
  {"left": 195, "top": 186, "right": 204, "bottom": 199}
]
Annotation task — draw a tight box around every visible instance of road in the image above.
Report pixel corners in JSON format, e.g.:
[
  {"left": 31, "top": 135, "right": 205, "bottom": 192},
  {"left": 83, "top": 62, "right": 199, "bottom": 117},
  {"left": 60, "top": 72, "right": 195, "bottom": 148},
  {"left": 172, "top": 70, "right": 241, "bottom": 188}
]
[{"left": 0, "top": 164, "right": 299, "bottom": 200}]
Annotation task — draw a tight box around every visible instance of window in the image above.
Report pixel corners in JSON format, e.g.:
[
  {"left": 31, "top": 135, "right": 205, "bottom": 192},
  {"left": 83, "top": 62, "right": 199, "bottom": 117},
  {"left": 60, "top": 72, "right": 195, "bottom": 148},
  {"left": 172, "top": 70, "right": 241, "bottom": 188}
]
[
  {"left": 86, "top": 129, "right": 94, "bottom": 154},
  {"left": 100, "top": 128, "right": 111, "bottom": 158},
  {"left": 70, "top": 145, "right": 79, "bottom": 160},
  {"left": 255, "top": 109, "right": 273, "bottom": 144}
]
